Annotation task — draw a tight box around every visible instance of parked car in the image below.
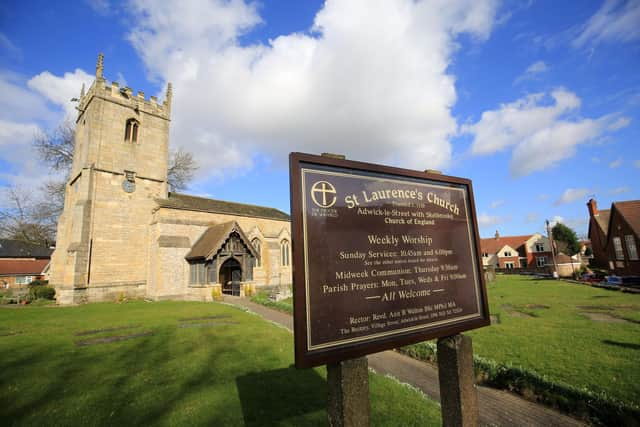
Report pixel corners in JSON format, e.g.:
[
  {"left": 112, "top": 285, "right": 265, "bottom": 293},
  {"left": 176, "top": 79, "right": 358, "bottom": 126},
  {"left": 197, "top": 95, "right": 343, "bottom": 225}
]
[{"left": 581, "top": 272, "right": 606, "bottom": 283}]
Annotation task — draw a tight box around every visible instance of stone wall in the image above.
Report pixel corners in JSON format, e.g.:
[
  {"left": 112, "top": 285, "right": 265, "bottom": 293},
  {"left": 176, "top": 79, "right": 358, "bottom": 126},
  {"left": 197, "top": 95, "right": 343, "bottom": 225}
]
[{"left": 147, "top": 207, "right": 292, "bottom": 300}]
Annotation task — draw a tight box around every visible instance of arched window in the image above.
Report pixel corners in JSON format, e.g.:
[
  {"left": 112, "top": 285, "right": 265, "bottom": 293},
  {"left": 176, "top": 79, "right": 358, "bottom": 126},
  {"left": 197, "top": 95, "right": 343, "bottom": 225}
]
[
  {"left": 281, "top": 239, "right": 290, "bottom": 266},
  {"left": 252, "top": 238, "right": 261, "bottom": 267},
  {"left": 124, "top": 118, "right": 139, "bottom": 143}
]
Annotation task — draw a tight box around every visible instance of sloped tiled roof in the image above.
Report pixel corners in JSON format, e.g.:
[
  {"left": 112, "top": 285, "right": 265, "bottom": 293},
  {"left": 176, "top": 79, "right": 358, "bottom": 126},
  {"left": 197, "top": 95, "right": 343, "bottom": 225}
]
[
  {"left": 185, "top": 221, "right": 259, "bottom": 261},
  {"left": 593, "top": 210, "right": 611, "bottom": 237},
  {"left": 156, "top": 192, "right": 290, "bottom": 221},
  {"left": 613, "top": 200, "right": 640, "bottom": 236},
  {"left": 0, "top": 239, "right": 53, "bottom": 259},
  {"left": 480, "top": 235, "right": 531, "bottom": 257},
  {"left": 0, "top": 259, "right": 49, "bottom": 276}
]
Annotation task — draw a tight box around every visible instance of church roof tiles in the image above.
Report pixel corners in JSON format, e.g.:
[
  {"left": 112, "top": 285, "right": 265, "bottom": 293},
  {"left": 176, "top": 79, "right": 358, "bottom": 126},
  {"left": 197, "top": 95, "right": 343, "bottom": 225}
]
[
  {"left": 157, "top": 192, "right": 290, "bottom": 221},
  {"left": 185, "top": 221, "right": 258, "bottom": 261}
]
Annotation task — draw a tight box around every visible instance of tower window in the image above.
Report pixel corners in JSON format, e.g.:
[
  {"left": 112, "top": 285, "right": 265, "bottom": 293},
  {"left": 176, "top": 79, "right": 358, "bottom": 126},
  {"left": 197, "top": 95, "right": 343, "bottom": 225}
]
[{"left": 124, "top": 119, "right": 139, "bottom": 143}]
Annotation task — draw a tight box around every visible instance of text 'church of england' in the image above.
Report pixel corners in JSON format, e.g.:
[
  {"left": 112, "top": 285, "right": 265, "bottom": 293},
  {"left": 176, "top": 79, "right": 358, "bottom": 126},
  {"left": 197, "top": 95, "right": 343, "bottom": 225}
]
[{"left": 50, "top": 55, "right": 292, "bottom": 304}]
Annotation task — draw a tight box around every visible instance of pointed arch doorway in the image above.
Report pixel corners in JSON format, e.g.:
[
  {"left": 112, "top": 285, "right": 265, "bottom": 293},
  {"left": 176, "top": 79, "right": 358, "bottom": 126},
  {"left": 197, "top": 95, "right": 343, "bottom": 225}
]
[{"left": 219, "top": 258, "right": 242, "bottom": 295}]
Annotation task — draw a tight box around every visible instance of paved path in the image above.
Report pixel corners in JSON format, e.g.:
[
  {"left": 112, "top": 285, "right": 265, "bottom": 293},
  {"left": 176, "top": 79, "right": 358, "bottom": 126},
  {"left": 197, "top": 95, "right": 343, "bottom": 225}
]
[{"left": 225, "top": 296, "right": 585, "bottom": 427}]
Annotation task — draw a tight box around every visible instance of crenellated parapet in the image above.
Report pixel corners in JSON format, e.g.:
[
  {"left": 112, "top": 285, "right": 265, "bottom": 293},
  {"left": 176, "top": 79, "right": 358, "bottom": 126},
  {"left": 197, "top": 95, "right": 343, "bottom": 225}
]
[{"left": 77, "top": 53, "right": 172, "bottom": 121}]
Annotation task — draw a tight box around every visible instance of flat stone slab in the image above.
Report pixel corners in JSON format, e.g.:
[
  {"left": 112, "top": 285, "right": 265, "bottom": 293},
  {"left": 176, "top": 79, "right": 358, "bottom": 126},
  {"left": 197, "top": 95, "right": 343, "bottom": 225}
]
[
  {"left": 177, "top": 315, "right": 232, "bottom": 321},
  {"left": 75, "top": 331, "right": 153, "bottom": 346},
  {"left": 178, "top": 321, "right": 239, "bottom": 328},
  {"left": 75, "top": 324, "right": 141, "bottom": 336},
  {"left": 579, "top": 312, "right": 630, "bottom": 323}
]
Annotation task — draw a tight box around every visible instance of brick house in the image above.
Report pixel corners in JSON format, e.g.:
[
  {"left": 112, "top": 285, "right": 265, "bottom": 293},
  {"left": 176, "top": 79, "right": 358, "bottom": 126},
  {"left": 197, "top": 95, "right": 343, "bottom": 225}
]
[
  {"left": 587, "top": 198, "right": 640, "bottom": 275},
  {"left": 480, "top": 231, "right": 553, "bottom": 270},
  {"left": 0, "top": 240, "right": 52, "bottom": 289}
]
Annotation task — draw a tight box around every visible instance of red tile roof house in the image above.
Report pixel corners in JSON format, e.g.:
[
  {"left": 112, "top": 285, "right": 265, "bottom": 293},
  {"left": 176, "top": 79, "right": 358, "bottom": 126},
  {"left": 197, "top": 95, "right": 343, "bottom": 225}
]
[
  {"left": 0, "top": 240, "right": 52, "bottom": 290},
  {"left": 587, "top": 198, "right": 640, "bottom": 276},
  {"left": 480, "top": 231, "right": 553, "bottom": 271}
]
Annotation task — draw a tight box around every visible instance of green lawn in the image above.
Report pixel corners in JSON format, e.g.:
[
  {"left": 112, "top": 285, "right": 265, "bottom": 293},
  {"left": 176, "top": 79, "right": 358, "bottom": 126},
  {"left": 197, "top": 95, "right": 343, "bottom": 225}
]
[
  {"left": 0, "top": 301, "right": 440, "bottom": 426},
  {"left": 468, "top": 275, "right": 640, "bottom": 405}
]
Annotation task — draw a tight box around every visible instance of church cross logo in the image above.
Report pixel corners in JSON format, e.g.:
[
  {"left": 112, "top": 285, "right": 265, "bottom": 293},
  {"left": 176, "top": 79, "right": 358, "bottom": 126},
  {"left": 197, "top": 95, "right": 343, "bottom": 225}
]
[{"left": 310, "top": 181, "right": 337, "bottom": 208}]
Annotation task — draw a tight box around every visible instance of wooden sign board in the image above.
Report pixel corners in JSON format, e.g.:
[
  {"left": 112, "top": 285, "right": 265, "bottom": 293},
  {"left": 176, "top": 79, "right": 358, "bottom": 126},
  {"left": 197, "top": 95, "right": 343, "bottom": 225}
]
[{"left": 290, "top": 153, "right": 490, "bottom": 368}]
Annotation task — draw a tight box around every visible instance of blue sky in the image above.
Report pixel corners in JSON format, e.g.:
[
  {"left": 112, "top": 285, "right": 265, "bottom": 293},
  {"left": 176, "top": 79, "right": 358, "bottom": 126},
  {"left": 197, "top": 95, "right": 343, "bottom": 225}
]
[{"left": 1, "top": 0, "right": 638, "bottom": 238}]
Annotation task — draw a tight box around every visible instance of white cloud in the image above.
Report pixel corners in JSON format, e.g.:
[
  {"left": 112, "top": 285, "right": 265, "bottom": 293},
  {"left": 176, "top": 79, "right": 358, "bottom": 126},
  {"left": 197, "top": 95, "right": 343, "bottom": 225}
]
[
  {"left": 490, "top": 199, "right": 504, "bottom": 209},
  {"left": 537, "top": 194, "right": 549, "bottom": 201},
  {"left": 0, "top": 33, "right": 21, "bottom": 59},
  {"left": 609, "top": 157, "right": 622, "bottom": 168},
  {"left": 125, "top": 0, "right": 499, "bottom": 178},
  {"left": 0, "top": 72, "right": 53, "bottom": 123},
  {"left": 85, "top": 0, "right": 111, "bottom": 15},
  {"left": 549, "top": 215, "right": 564, "bottom": 227},
  {"left": 0, "top": 69, "right": 91, "bottom": 189},
  {"left": 478, "top": 212, "right": 510, "bottom": 227},
  {"left": 463, "top": 89, "right": 629, "bottom": 176},
  {"left": 608, "top": 116, "right": 631, "bottom": 130},
  {"left": 524, "top": 212, "right": 539, "bottom": 223},
  {"left": 609, "top": 186, "right": 630, "bottom": 194},
  {"left": 555, "top": 188, "right": 591, "bottom": 205},
  {"left": 573, "top": 0, "right": 640, "bottom": 47},
  {"left": 634, "top": 159, "right": 640, "bottom": 168},
  {"left": 27, "top": 69, "right": 93, "bottom": 118},
  {"left": 514, "top": 60, "right": 548, "bottom": 84}
]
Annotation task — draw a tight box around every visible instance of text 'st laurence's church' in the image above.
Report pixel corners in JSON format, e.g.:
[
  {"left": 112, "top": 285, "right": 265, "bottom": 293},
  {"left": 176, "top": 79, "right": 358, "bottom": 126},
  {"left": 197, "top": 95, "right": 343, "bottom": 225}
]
[{"left": 49, "top": 55, "right": 292, "bottom": 304}]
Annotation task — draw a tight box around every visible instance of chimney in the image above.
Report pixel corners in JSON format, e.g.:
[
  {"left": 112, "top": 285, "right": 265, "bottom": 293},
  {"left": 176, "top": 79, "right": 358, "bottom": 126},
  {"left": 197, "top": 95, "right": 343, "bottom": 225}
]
[
  {"left": 587, "top": 198, "right": 598, "bottom": 217},
  {"left": 494, "top": 230, "right": 500, "bottom": 239}
]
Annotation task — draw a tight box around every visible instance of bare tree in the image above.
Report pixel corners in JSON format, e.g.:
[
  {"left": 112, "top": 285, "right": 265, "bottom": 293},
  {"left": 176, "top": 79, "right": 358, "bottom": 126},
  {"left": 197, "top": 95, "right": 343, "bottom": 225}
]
[
  {"left": 33, "top": 120, "right": 75, "bottom": 172},
  {"left": 0, "top": 187, "right": 56, "bottom": 246},
  {"left": 167, "top": 147, "right": 198, "bottom": 192}
]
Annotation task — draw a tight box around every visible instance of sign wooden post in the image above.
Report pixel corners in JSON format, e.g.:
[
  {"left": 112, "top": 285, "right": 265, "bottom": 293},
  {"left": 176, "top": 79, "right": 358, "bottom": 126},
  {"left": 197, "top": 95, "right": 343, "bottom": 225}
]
[
  {"left": 327, "top": 356, "right": 370, "bottom": 427},
  {"left": 289, "top": 153, "right": 490, "bottom": 426},
  {"left": 437, "top": 334, "right": 478, "bottom": 426},
  {"left": 320, "top": 154, "right": 371, "bottom": 427},
  {"left": 425, "top": 170, "right": 479, "bottom": 427}
]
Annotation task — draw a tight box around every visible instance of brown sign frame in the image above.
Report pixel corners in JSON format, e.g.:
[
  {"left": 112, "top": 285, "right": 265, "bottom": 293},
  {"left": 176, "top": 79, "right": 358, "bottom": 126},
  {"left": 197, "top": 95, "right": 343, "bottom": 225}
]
[{"left": 290, "top": 152, "right": 490, "bottom": 368}]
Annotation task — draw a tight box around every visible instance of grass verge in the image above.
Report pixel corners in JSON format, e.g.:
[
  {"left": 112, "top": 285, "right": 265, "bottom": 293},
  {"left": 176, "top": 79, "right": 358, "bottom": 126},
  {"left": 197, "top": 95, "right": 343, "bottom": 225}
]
[{"left": 250, "top": 290, "right": 293, "bottom": 314}]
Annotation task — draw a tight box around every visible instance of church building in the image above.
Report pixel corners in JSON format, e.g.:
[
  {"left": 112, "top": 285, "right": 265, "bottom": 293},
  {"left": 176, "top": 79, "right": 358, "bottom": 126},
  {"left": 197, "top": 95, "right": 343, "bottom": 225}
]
[{"left": 49, "top": 55, "right": 292, "bottom": 304}]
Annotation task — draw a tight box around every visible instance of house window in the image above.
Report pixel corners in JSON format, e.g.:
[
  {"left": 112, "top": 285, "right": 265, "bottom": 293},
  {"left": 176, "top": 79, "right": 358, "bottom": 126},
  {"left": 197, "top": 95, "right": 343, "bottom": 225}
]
[
  {"left": 504, "top": 251, "right": 512, "bottom": 257},
  {"left": 520, "top": 259, "right": 527, "bottom": 268},
  {"left": 15, "top": 276, "right": 33, "bottom": 285},
  {"left": 124, "top": 118, "right": 139, "bottom": 143},
  {"left": 613, "top": 237, "right": 624, "bottom": 260},
  {"left": 536, "top": 256, "right": 546, "bottom": 267},
  {"left": 482, "top": 252, "right": 489, "bottom": 257},
  {"left": 189, "top": 262, "right": 206, "bottom": 284},
  {"left": 281, "top": 240, "right": 290, "bottom": 266},
  {"left": 535, "top": 243, "right": 545, "bottom": 252},
  {"left": 625, "top": 235, "right": 638, "bottom": 260},
  {"left": 504, "top": 262, "right": 514, "bottom": 269},
  {"left": 252, "top": 238, "right": 261, "bottom": 267}
]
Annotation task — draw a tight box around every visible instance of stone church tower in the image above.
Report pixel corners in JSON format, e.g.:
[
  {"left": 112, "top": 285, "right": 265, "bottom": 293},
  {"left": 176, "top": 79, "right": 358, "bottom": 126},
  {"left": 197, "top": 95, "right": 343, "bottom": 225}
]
[{"left": 50, "top": 54, "right": 172, "bottom": 304}]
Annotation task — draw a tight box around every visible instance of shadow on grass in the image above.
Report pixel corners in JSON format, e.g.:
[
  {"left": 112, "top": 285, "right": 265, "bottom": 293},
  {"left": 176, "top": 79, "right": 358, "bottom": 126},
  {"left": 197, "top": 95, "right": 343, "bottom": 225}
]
[
  {"left": 602, "top": 339, "right": 640, "bottom": 350},
  {"left": 1, "top": 326, "right": 232, "bottom": 426},
  {"left": 236, "top": 366, "right": 326, "bottom": 426}
]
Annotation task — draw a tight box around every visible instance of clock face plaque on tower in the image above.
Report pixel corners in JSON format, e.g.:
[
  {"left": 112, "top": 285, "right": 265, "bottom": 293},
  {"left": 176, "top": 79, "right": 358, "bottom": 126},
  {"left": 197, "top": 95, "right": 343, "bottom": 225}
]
[{"left": 123, "top": 171, "right": 136, "bottom": 193}]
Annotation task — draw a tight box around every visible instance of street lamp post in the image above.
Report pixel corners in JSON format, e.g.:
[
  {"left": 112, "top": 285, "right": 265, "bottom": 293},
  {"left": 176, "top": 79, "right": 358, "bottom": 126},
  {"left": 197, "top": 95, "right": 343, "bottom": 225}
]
[{"left": 546, "top": 220, "right": 559, "bottom": 279}]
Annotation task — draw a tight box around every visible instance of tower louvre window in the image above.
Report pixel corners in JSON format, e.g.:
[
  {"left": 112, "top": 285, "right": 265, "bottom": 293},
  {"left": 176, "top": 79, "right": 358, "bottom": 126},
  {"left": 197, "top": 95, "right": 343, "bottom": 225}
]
[{"left": 124, "top": 118, "right": 139, "bottom": 143}]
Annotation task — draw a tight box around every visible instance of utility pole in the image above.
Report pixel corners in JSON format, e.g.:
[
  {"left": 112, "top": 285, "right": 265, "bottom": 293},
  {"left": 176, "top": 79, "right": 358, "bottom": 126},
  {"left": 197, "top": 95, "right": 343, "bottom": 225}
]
[{"left": 546, "top": 220, "right": 559, "bottom": 279}]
